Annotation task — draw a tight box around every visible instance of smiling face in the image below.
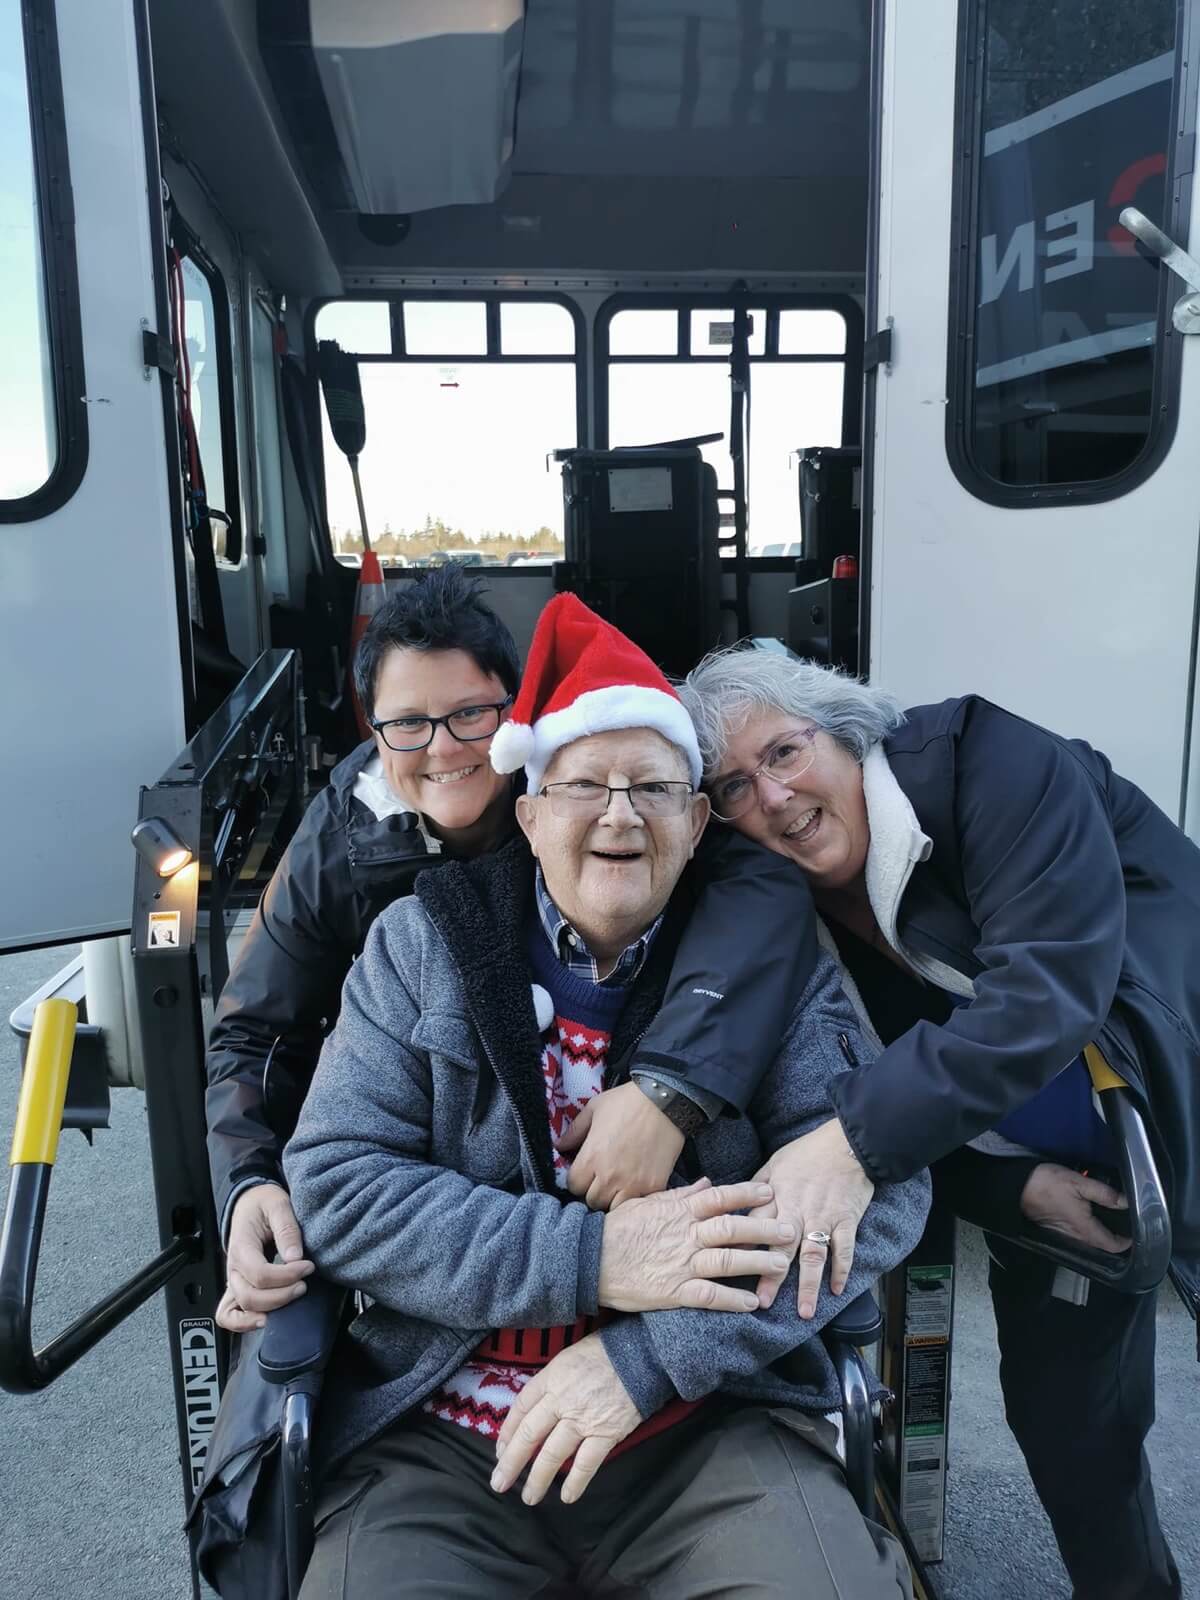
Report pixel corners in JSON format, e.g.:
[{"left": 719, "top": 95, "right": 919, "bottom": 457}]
[
  {"left": 516, "top": 727, "right": 709, "bottom": 965},
  {"left": 370, "top": 646, "right": 512, "bottom": 838},
  {"left": 710, "top": 709, "right": 870, "bottom": 891}
]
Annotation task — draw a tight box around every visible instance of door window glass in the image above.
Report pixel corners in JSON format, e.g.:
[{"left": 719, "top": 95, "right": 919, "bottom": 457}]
[
  {"left": 1, "top": 0, "right": 55, "bottom": 501},
  {"left": 955, "top": 0, "right": 1179, "bottom": 492}
]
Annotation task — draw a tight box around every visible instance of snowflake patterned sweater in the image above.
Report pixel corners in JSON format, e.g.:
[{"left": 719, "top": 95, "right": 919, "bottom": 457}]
[{"left": 423, "top": 921, "right": 702, "bottom": 1448}]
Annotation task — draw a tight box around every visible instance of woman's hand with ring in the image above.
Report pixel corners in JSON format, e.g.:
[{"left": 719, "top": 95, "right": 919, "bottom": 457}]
[{"left": 750, "top": 1119, "right": 874, "bottom": 1317}]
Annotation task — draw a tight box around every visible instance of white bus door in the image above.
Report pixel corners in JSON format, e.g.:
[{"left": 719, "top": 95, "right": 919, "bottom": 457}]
[
  {"left": 867, "top": 0, "right": 1200, "bottom": 825},
  {"left": 1, "top": 0, "right": 187, "bottom": 950}
]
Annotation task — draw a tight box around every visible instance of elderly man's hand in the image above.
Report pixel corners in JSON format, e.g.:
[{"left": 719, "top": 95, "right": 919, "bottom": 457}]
[
  {"left": 598, "top": 1177, "right": 793, "bottom": 1313},
  {"left": 217, "top": 1182, "right": 314, "bottom": 1333},
  {"left": 1020, "top": 1162, "right": 1131, "bottom": 1253},
  {"left": 558, "top": 1082, "right": 685, "bottom": 1209},
  {"left": 491, "top": 1334, "right": 641, "bottom": 1505},
  {"left": 751, "top": 1119, "right": 874, "bottom": 1319}
]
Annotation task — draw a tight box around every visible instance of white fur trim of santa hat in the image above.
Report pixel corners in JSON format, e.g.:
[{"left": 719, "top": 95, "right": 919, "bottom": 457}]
[{"left": 503, "top": 683, "right": 701, "bottom": 793}]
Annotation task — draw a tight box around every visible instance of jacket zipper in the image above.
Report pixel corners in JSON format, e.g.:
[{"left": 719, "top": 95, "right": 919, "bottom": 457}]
[{"left": 838, "top": 1033, "right": 859, "bottom": 1069}]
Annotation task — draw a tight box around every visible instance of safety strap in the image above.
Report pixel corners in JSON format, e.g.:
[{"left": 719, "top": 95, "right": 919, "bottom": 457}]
[{"left": 279, "top": 349, "right": 346, "bottom": 708}]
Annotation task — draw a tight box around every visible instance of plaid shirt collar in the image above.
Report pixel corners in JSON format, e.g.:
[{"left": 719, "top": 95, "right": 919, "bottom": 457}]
[{"left": 534, "top": 867, "right": 661, "bottom": 988}]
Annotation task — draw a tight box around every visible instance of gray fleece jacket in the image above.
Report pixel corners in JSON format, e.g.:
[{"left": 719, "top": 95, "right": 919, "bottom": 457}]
[{"left": 283, "top": 838, "right": 930, "bottom": 1475}]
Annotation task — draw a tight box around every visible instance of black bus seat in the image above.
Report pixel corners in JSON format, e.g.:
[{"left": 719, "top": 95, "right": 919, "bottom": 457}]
[{"left": 256, "top": 1281, "right": 886, "bottom": 1600}]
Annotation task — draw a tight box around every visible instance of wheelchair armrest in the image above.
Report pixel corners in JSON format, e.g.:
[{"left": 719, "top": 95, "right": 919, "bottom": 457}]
[
  {"left": 258, "top": 1274, "right": 347, "bottom": 1385},
  {"left": 990, "top": 1089, "right": 1172, "bottom": 1296},
  {"left": 820, "top": 1290, "right": 882, "bottom": 1348}
]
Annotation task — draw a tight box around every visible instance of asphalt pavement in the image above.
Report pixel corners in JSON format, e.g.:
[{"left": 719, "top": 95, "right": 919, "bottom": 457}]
[{"left": 0, "top": 944, "right": 1195, "bottom": 1600}]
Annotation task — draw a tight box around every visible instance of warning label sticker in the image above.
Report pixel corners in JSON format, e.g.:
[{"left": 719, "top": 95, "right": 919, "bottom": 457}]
[
  {"left": 148, "top": 910, "right": 181, "bottom": 948},
  {"left": 179, "top": 1318, "right": 221, "bottom": 1491},
  {"left": 904, "top": 1264, "right": 953, "bottom": 1343}
]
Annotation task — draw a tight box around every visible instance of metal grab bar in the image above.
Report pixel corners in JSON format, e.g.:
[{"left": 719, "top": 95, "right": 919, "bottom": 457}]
[
  {"left": 0, "top": 999, "right": 201, "bottom": 1395},
  {"left": 987, "top": 1052, "right": 1172, "bottom": 1296}
]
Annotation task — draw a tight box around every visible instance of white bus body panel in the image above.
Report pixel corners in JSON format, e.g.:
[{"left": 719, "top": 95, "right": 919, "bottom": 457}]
[
  {"left": 0, "top": 0, "right": 185, "bottom": 950},
  {"left": 870, "top": 2, "right": 1200, "bottom": 822}
]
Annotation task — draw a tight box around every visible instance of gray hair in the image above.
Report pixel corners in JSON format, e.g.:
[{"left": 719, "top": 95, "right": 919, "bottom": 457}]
[{"left": 677, "top": 648, "right": 906, "bottom": 774}]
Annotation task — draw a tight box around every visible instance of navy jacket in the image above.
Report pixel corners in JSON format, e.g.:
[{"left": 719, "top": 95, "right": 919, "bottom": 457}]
[
  {"left": 206, "top": 741, "right": 816, "bottom": 1224},
  {"left": 827, "top": 697, "right": 1200, "bottom": 1306}
]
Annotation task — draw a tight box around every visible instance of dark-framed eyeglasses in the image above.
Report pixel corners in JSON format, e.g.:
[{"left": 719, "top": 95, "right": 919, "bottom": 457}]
[
  {"left": 370, "top": 695, "right": 514, "bottom": 753},
  {"left": 537, "top": 780, "right": 695, "bottom": 819},
  {"left": 708, "top": 726, "right": 820, "bottom": 820}
]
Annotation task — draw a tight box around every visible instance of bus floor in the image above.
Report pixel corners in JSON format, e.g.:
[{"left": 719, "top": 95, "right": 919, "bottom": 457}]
[{"left": 0, "top": 945, "right": 1195, "bottom": 1600}]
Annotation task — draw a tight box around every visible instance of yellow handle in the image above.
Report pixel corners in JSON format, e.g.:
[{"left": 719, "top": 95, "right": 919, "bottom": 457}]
[
  {"left": 10, "top": 999, "right": 77, "bottom": 1166},
  {"left": 1084, "top": 1042, "right": 1128, "bottom": 1093}
]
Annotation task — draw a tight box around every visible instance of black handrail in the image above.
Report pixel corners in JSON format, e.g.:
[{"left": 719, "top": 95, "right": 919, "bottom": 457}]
[
  {"left": 0, "top": 1158, "right": 200, "bottom": 1394},
  {"left": 987, "top": 1090, "right": 1171, "bottom": 1295},
  {"left": 0, "top": 999, "right": 202, "bottom": 1395}
]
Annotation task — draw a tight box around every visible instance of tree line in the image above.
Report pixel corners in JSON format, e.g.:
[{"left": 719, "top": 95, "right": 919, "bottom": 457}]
[{"left": 332, "top": 515, "right": 563, "bottom": 562}]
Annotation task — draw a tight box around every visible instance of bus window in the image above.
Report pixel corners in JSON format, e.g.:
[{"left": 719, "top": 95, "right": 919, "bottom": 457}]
[
  {"left": 949, "top": 0, "right": 1181, "bottom": 500},
  {"left": 601, "top": 299, "right": 856, "bottom": 557},
  {"left": 313, "top": 296, "right": 581, "bottom": 566},
  {"left": 0, "top": 0, "right": 85, "bottom": 515},
  {"left": 179, "top": 249, "right": 241, "bottom": 563}
]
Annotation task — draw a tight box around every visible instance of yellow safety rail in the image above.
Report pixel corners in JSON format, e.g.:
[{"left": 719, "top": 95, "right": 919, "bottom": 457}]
[{"left": 9, "top": 999, "right": 76, "bottom": 1167}]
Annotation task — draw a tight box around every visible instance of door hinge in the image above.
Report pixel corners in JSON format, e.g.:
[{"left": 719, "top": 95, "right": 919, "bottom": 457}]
[
  {"left": 864, "top": 321, "right": 894, "bottom": 374},
  {"left": 141, "top": 327, "right": 177, "bottom": 381}
]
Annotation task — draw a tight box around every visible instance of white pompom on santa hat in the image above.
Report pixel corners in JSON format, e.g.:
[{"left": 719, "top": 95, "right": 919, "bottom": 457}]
[{"left": 489, "top": 593, "right": 702, "bottom": 793}]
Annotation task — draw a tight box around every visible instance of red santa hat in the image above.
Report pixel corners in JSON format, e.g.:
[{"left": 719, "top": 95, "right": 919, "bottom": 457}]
[{"left": 489, "top": 594, "right": 702, "bottom": 792}]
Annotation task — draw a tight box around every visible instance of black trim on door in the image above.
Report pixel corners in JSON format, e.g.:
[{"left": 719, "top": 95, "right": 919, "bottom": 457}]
[
  {"left": 944, "top": 0, "right": 1194, "bottom": 509},
  {"left": 133, "top": 0, "right": 196, "bottom": 732},
  {"left": 858, "top": 0, "right": 888, "bottom": 677},
  {"left": 0, "top": 0, "right": 89, "bottom": 523}
]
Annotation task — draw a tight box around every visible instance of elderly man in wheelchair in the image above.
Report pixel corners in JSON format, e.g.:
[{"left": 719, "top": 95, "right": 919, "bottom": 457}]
[{"left": 266, "top": 602, "right": 930, "bottom": 1598}]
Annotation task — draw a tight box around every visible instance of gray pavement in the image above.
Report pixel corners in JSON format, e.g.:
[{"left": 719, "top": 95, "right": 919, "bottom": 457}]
[{"left": 0, "top": 944, "right": 1195, "bottom": 1600}]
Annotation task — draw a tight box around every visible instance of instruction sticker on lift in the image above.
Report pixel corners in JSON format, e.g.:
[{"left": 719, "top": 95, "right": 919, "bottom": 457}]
[
  {"left": 148, "top": 910, "right": 181, "bottom": 948},
  {"left": 901, "top": 1262, "right": 954, "bottom": 1563}
]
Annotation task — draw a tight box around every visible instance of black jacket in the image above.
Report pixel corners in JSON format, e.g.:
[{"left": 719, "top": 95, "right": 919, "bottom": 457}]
[
  {"left": 826, "top": 697, "right": 1200, "bottom": 1306},
  {"left": 206, "top": 740, "right": 816, "bottom": 1225}
]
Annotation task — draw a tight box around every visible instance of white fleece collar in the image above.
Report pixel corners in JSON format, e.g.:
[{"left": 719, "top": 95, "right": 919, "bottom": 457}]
[
  {"left": 352, "top": 754, "right": 443, "bottom": 853},
  {"left": 860, "top": 744, "right": 932, "bottom": 948}
]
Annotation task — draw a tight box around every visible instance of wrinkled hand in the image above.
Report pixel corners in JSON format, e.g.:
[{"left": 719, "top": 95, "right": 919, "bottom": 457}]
[
  {"left": 217, "top": 1182, "right": 314, "bottom": 1333},
  {"left": 491, "top": 1334, "right": 641, "bottom": 1505},
  {"left": 752, "top": 1118, "right": 874, "bottom": 1318},
  {"left": 1020, "top": 1163, "right": 1131, "bottom": 1253},
  {"left": 558, "top": 1082, "right": 685, "bottom": 1210},
  {"left": 598, "top": 1176, "right": 793, "bottom": 1313}
]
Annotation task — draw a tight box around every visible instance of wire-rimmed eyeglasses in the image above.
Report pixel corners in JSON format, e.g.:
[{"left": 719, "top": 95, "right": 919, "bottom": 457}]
[
  {"left": 370, "top": 696, "right": 513, "bottom": 753},
  {"left": 537, "top": 780, "right": 695, "bottom": 819},
  {"left": 707, "top": 726, "right": 820, "bottom": 820}
]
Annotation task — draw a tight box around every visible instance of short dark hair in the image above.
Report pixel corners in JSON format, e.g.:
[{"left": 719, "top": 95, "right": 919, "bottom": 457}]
[{"left": 353, "top": 564, "right": 521, "bottom": 723}]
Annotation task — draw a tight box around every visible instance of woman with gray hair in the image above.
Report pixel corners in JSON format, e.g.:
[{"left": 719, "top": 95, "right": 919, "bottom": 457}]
[{"left": 678, "top": 648, "right": 1199, "bottom": 1600}]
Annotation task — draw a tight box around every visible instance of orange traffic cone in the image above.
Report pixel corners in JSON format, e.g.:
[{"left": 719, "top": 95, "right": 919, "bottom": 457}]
[{"left": 349, "top": 550, "right": 386, "bottom": 741}]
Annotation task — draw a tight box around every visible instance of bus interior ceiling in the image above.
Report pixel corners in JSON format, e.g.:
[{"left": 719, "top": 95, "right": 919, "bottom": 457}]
[{"left": 147, "top": 0, "right": 871, "bottom": 752}]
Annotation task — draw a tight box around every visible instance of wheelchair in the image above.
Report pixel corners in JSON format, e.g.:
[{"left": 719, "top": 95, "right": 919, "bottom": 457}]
[
  {"left": 251, "top": 1049, "right": 1172, "bottom": 1600},
  {"left": 254, "top": 1276, "right": 888, "bottom": 1600}
]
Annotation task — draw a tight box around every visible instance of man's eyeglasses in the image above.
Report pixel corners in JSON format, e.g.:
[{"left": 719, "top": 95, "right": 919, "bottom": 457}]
[
  {"left": 370, "top": 696, "right": 513, "bottom": 753},
  {"left": 708, "top": 726, "right": 820, "bottom": 820},
  {"left": 538, "top": 780, "right": 695, "bottom": 819}
]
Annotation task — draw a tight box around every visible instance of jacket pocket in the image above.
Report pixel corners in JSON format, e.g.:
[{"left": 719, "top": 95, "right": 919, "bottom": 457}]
[{"left": 410, "top": 1011, "right": 479, "bottom": 1072}]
